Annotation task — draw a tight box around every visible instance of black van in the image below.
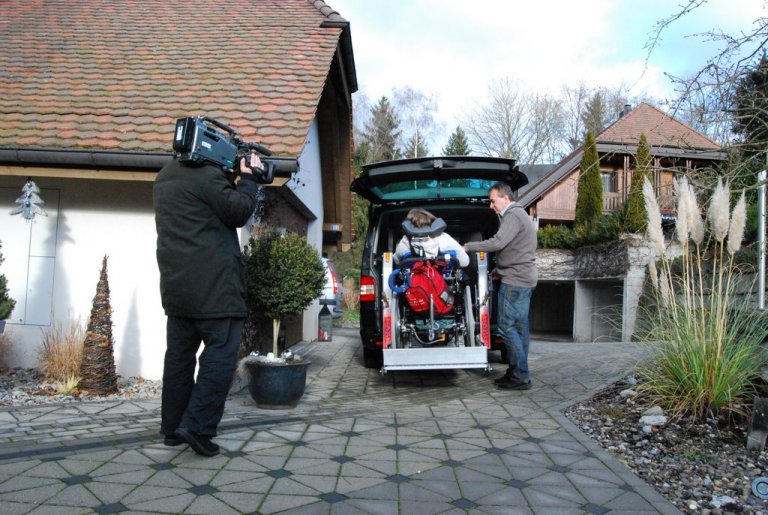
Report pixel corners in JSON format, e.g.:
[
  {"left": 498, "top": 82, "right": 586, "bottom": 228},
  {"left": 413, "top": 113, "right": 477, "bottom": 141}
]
[{"left": 351, "top": 156, "right": 528, "bottom": 369}]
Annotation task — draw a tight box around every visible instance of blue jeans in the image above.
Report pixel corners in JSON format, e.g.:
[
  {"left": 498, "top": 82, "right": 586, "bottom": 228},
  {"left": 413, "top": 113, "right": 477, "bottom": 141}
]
[{"left": 497, "top": 284, "right": 533, "bottom": 383}]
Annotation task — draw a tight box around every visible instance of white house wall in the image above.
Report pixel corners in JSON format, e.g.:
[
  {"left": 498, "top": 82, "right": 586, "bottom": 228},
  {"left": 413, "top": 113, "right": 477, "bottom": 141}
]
[
  {"left": 290, "top": 119, "right": 325, "bottom": 341},
  {"left": 0, "top": 176, "right": 166, "bottom": 379},
  {"left": 0, "top": 124, "right": 329, "bottom": 379}
]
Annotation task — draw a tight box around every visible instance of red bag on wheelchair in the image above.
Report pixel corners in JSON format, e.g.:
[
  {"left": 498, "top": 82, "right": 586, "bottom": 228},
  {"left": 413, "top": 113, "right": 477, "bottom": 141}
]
[{"left": 404, "top": 261, "right": 454, "bottom": 315}]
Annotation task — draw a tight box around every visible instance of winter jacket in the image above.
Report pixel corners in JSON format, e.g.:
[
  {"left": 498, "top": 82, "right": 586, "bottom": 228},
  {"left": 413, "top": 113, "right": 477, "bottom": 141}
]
[
  {"left": 153, "top": 159, "right": 260, "bottom": 318},
  {"left": 464, "top": 202, "right": 538, "bottom": 288},
  {"left": 394, "top": 232, "right": 470, "bottom": 267}
]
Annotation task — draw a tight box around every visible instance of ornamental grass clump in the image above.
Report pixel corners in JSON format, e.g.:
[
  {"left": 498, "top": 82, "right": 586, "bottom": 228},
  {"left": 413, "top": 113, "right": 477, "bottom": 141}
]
[{"left": 636, "top": 176, "right": 768, "bottom": 421}]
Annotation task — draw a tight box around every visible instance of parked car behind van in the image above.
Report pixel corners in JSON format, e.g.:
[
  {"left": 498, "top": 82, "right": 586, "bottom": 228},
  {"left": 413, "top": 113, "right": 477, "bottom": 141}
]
[
  {"left": 350, "top": 156, "right": 528, "bottom": 369},
  {"left": 321, "top": 256, "right": 343, "bottom": 318}
]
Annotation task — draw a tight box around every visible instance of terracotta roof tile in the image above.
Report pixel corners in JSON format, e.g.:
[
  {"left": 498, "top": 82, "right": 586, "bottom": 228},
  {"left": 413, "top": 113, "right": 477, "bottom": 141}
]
[
  {"left": 598, "top": 102, "right": 720, "bottom": 150},
  {"left": 0, "top": 0, "right": 343, "bottom": 157}
]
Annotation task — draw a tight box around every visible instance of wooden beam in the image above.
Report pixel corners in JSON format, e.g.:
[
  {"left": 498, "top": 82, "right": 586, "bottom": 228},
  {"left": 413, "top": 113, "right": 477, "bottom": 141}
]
[
  {"left": 323, "top": 222, "right": 343, "bottom": 232},
  {"left": 0, "top": 165, "right": 289, "bottom": 186}
]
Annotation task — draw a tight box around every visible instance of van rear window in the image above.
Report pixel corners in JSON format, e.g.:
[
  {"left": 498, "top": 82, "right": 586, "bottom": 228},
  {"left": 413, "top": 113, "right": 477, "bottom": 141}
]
[{"left": 371, "top": 178, "right": 496, "bottom": 200}]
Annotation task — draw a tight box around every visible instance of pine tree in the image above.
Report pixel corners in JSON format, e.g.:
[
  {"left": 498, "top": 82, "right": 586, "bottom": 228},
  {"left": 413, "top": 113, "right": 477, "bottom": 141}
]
[
  {"left": 574, "top": 131, "right": 603, "bottom": 229},
  {"left": 624, "top": 132, "right": 653, "bottom": 233},
  {"left": 0, "top": 242, "right": 15, "bottom": 321},
  {"left": 442, "top": 126, "right": 471, "bottom": 155},
  {"left": 403, "top": 131, "right": 430, "bottom": 158},
  {"left": 733, "top": 55, "right": 768, "bottom": 152},
  {"left": 581, "top": 92, "right": 608, "bottom": 137},
  {"left": 79, "top": 255, "right": 118, "bottom": 394},
  {"left": 361, "top": 96, "right": 401, "bottom": 164}
]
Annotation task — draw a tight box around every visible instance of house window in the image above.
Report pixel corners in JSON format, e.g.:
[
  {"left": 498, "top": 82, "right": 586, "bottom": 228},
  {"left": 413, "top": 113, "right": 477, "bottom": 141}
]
[{"left": 601, "top": 172, "right": 616, "bottom": 193}]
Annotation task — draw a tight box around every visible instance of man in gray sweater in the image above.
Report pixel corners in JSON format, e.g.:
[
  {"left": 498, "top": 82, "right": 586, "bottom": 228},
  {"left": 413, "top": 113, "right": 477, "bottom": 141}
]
[{"left": 464, "top": 182, "right": 537, "bottom": 390}]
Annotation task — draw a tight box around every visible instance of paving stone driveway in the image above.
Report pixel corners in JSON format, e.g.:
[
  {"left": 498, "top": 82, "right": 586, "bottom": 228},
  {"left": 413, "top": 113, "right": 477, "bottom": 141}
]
[{"left": 0, "top": 328, "right": 681, "bottom": 514}]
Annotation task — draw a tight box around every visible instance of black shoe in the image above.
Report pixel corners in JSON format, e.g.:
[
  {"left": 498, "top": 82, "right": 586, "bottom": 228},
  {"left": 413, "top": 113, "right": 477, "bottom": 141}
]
[
  {"left": 493, "top": 372, "right": 512, "bottom": 384},
  {"left": 497, "top": 379, "right": 532, "bottom": 390},
  {"left": 163, "top": 435, "right": 184, "bottom": 447},
  {"left": 174, "top": 427, "right": 220, "bottom": 457}
]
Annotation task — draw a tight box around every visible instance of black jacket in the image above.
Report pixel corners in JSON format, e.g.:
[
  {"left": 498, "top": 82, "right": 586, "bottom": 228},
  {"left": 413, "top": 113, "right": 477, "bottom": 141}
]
[{"left": 153, "top": 159, "right": 260, "bottom": 318}]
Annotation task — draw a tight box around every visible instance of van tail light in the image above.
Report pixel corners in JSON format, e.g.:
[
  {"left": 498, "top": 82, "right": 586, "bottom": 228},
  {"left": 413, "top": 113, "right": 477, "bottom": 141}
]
[
  {"left": 328, "top": 264, "right": 338, "bottom": 295},
  {"left": 479, "top": 304, "right": 491, "bottom": 349},
  {"left": 382, "top": 306, "right": 392, "bottom": 349},
  {"left": 360, "top": 275, "right": 375, "bottom": 302}
]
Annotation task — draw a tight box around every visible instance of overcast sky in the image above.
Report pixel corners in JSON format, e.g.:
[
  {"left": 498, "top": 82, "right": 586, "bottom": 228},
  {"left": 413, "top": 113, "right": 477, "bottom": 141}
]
[{"left": 328, "top": 0, "right": 766, "bottom": 150}]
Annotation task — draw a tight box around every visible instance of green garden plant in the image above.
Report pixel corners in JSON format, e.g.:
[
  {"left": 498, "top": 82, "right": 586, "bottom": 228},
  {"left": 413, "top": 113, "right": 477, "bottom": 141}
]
[
  {"left": 574, "top": 131, "right": 603, "bottom": 230},
  {"left": 0, "top": 242, "right": 15, "bottom": 321},
  {"left": 636, "top": 175, "right": 768, "bottom": 420},
  {"left": 623, "top": 132, "right": 652, "bottom": 233},
  {"left": 244, "top": 229, "right": 325, "bottom": 357}
]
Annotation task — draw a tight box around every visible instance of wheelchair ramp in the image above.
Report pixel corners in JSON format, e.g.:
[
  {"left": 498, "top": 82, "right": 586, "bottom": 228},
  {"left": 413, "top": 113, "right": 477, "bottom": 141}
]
[{"left": 382, "top": 346, "right": 488, "bottom": 372}]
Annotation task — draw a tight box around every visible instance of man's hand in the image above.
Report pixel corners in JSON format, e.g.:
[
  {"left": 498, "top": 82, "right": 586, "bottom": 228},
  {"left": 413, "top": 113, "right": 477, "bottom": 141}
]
[{"left": 239, "top": 154, "right": 264, "bottom": 175}]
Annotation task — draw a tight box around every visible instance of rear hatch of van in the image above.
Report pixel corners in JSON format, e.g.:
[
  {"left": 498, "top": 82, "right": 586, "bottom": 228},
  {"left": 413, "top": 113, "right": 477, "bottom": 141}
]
[{"left": 351, "top": 157, "right": 528, "bottom": 368}]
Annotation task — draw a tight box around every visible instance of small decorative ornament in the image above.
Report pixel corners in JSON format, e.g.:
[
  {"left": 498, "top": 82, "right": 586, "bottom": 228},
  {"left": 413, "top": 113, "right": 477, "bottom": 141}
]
[
  {"left": 10, "top": 179, "right": 46, "bottom": 220},
  {"left": 752, "top": 477, "right": 768, "bottom": 500}
]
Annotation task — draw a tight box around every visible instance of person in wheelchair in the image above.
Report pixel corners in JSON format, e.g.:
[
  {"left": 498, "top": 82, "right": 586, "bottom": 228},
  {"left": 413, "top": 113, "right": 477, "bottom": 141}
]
[
  {"left": 394, "top": 208, "right": 469, "bottom": 268},
  {"left": 391, "top": 208, "right": 471, "bottom": 347}
]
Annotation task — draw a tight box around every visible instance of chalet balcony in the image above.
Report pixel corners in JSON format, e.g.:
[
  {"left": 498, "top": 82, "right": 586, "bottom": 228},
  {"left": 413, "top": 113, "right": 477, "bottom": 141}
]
[{"left": 602, "top": 192, "right": 623, "bottom": 213}]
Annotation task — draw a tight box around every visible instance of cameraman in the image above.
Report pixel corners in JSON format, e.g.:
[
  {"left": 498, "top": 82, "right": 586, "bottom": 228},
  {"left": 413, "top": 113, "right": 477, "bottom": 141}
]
[{"left": 153, "top": 153, "right": 263, "bottom": 457}]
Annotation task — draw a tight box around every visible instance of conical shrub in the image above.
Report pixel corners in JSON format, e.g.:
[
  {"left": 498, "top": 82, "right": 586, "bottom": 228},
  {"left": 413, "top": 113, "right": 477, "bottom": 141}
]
[{"left": 79, "top": 255, "right": 117, "bottom": 394}]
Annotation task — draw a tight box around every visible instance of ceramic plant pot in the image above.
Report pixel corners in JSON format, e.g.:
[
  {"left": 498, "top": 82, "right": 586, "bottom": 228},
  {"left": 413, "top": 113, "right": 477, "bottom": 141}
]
[{"left": 245, "top": 359, "right": 311, "bottom": 409}]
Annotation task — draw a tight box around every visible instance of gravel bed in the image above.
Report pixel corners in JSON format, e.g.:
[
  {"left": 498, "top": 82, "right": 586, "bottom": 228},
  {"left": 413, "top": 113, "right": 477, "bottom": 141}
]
[
  {"left": 565, "top": 378, "right": 768, "bottom": 514},
  {"left": 0, "top": 367, "right": 162, "bottom": 406}
]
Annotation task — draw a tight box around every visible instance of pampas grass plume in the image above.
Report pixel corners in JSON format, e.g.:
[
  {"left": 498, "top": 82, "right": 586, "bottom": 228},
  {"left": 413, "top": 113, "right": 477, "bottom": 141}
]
[
  {"left": 687, "top": 181, "right": 705, "bottom": 246},
  {"left": 648, "top": 259, "right": 659, "bottom": 292},
  {"left": 643, "top": 176, "right": 665, "bottom": 256},
  {"left": 675, "top": 177, "right": 689, "bottom": 244},
  {"left": 708, "top": 178, "right": 730, "bottom": 242},
  {"left": 728, "top": 190, "right": 746, "bottom": 255}
]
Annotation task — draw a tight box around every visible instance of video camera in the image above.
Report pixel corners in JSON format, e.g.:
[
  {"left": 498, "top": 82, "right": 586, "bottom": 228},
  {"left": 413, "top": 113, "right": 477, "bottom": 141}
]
[{"left": 172, "top": 116, "right": 297, "bottom": 184}]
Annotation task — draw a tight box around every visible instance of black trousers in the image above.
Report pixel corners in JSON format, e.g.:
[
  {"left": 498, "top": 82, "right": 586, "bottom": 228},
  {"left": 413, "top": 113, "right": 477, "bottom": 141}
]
[{"left": 161, "top": 316, "right": 244, "bottom": 437}]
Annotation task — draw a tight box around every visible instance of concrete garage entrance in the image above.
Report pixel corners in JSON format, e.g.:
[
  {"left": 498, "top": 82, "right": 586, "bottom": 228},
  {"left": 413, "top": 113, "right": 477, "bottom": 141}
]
[
  {"left": 530, "top": 281, "right": 574, "bottom": 340},
  {"left": 574, "top": 278, "right": 624, "bottom": 342},
  {"left": 530, "top": 279, "right": 625, "bottom": 343}
]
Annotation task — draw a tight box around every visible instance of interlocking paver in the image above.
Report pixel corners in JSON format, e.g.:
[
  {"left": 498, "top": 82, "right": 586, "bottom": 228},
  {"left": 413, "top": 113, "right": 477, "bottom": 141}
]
[{"left": 0, "top": 328, "right": 681, "bottom": 514}]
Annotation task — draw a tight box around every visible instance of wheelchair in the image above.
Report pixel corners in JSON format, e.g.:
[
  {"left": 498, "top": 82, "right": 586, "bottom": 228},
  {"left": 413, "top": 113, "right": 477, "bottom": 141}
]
[{"left": 387, "top": 252, "right": 474, "bottom": 349}]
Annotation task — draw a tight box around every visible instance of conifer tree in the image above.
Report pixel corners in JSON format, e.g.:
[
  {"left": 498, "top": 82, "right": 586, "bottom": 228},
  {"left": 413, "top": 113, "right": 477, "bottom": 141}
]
[
  {"left": 361, "top": 96, "right": 401, "bottom": 164},
  {"left": 442, "top": 126, "right": 471, "bottom": 155},
  {"left": 624, "top": 132, "right": 653, "bottom": 233},
  {"left": 574, "top": 131, "right": 603, "bottom": 229},
  {"left": 403, "top": 131, "right": 430, "bottom": 158},
  {"left": 581, "top": 92, "right": 608, "bottom": 136},
  {"left": 79, "top": 255, "right": 118, "bottom": 394}
]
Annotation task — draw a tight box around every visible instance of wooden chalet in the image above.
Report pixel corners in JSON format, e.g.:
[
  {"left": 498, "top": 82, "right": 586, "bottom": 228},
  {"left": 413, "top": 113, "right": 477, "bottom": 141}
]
[{"left": 519, "top": 103, "right": 726, "bottom": 225}]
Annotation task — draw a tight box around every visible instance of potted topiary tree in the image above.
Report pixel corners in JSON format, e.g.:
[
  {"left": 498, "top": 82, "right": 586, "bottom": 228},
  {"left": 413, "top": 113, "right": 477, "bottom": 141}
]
[
  {"left": 241, "top": 228, "right": 325, "bottom": 408},
  {"left": 0, "top": 242, "right": 16, "bottom": 334}
]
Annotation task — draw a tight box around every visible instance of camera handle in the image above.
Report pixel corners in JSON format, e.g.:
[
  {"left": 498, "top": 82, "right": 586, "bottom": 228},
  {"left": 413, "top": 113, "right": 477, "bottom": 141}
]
[
  {"left": 200, "top": 116, "right": 237, "bottom": 138},
  {"left": 201, "top": 116, "right": 273, "bottom": 157}
]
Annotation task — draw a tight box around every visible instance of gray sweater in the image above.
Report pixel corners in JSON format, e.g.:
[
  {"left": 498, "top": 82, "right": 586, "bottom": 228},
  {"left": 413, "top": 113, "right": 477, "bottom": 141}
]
[{"left": 464, "top": 203, "right": 538, "bottom": 288}]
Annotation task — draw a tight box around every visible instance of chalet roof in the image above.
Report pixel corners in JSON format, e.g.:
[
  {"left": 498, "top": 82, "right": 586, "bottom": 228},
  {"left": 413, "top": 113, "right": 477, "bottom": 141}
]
[
  {"left": 598, "top": 102, "right": 720, "bottom": 150},
  {"left": 518, "top": 103, "right": 723, "bottom": 208},
  {"left": 0, "top": 0, "right": 355, "bottom": 158}
]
